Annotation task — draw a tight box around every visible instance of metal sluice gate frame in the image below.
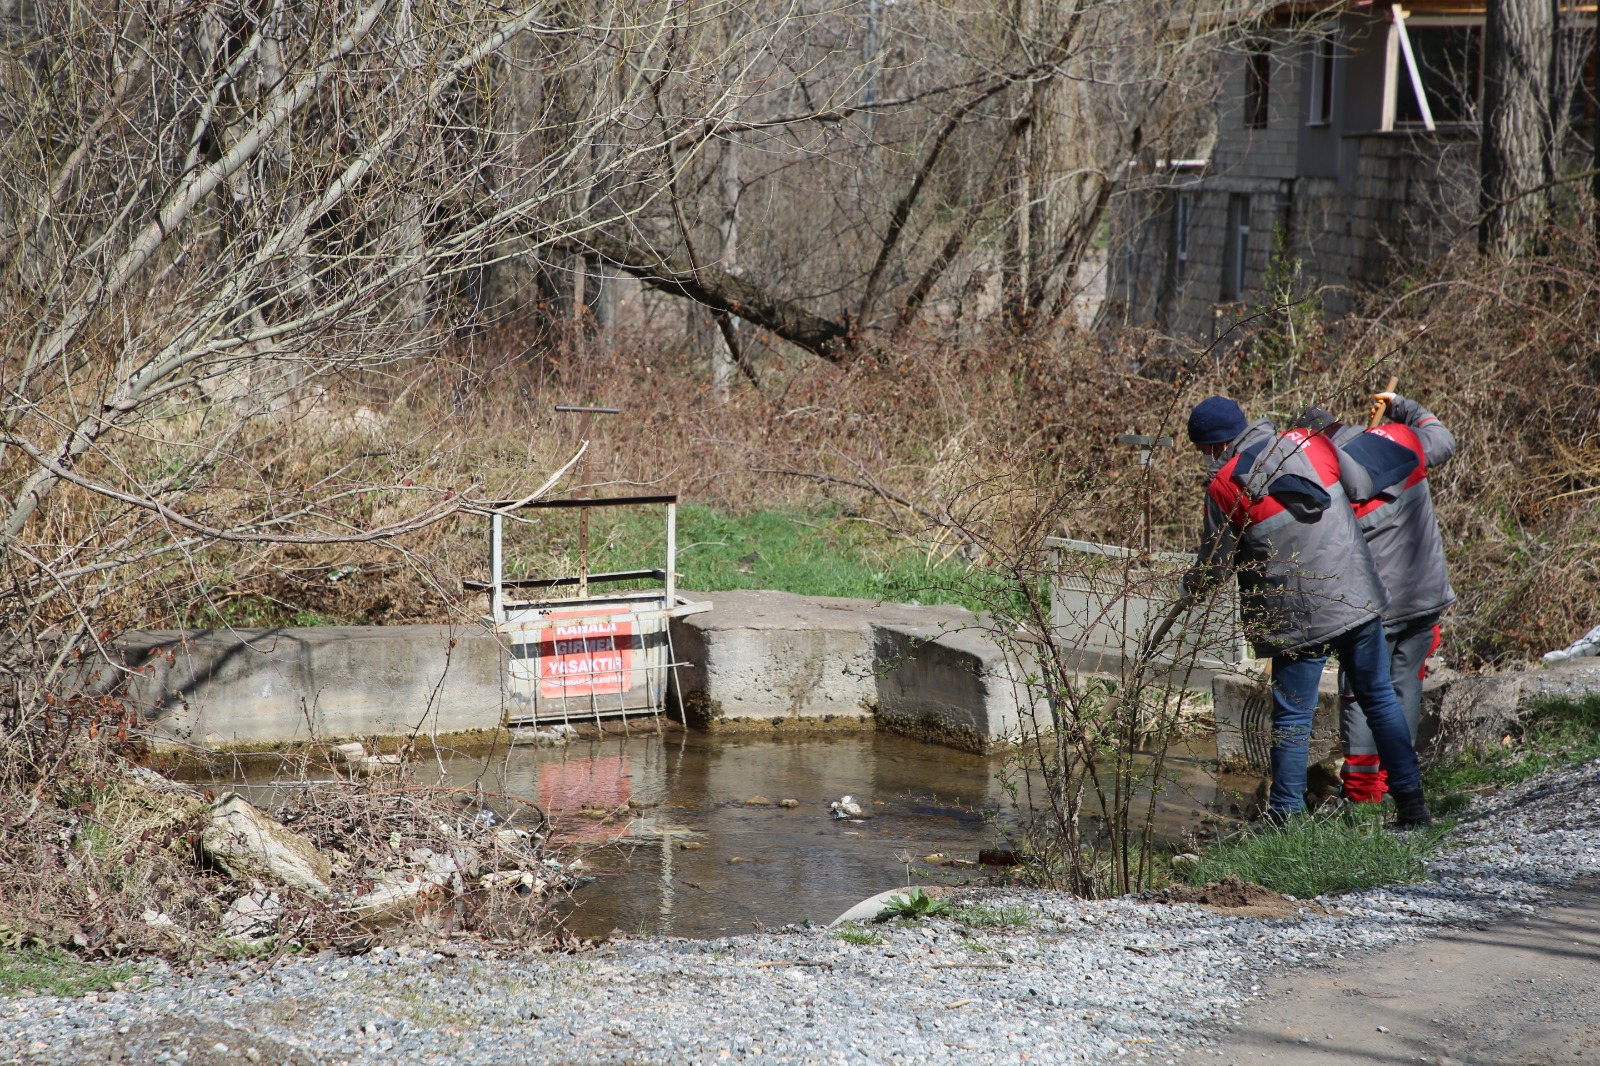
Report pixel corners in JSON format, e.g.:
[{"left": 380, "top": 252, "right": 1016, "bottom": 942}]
[{"left": 466, "top": 493, "right": 711, "bottom": 730}]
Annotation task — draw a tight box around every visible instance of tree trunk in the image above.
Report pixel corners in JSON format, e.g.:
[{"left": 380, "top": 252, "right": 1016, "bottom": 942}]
[
  {"left": 711, "top": 130, "right": 741, "bottom": 400},
  {"left": 1478, "top": 0, "right": 1557, "bottom": 257}
]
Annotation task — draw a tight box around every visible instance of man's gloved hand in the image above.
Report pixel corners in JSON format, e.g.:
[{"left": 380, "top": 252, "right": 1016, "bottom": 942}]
[
  {"left": 1181, "top": 566, "right": 1207, "bottom": 596},
  {"left": 1373, "top": 390, "right": 1397, "bottom": 406}
]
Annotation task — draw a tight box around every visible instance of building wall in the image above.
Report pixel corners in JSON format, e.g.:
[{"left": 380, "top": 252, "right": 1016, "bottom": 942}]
[{"left": 1109, "top": 11, "right": 1484, "bottom": 342}]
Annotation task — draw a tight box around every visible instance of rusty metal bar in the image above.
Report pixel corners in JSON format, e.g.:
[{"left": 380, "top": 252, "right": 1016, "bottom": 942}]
[
  {"left": 464, "top": 568, "right": 665, "bottom": 592},
  {"left": 482, "top": 493, "right": 679, "bottom": 511}
]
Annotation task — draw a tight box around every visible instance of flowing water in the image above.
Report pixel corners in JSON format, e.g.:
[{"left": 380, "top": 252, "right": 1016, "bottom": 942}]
[{"left": 202, "top": 730, "right": 1247, "bottom": 939}]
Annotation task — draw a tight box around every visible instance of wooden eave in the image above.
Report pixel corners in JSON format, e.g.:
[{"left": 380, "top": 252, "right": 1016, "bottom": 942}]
[{"left": 1266, "top": 0, "right": 1595, "bottom": 19}]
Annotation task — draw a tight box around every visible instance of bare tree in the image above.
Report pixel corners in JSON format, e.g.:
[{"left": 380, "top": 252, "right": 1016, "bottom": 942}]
[
  {"left": 576, "top": 0, "right": 1239, "bottom": 364},
  {"left": 0, "top": 0, "right": 797, "bottom": 737}
]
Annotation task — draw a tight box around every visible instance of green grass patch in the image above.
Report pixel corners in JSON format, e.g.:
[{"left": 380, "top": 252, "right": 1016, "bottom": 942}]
[
  {"left": 0, "top": 949, "right": 143, "bottom": 997},
  {"left": 516, "top": 503, "right": 1005, "bottom": 612},
  {"left": 1177, "top": 805, "right": 1439, "bottom": 898},
  {"left": 1424, "top": 694, "right": 1600, "bottom": 817},
  {"left": 1187, "top": 695, "right": 1600, "bottom": 899},
  {"left": 831, "top": 923, "right": 886, "bottom": 946},
  {"left": 947, "top": 903, "right": 1033, "bottom": 928}
]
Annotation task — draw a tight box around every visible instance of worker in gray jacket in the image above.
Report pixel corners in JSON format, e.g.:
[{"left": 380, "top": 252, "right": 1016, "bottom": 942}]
[
  {"left": 1296, "top": 394, "right": 1456, "bottom": 803},
  {"left": 1185, "top": 396, "right": 1431, "bottom": 827}
]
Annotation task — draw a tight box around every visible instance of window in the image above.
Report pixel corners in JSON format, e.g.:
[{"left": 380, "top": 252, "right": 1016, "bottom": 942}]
[
  {"left": 1308, "top": 35, "right": 1336, "bottom": 126},
  {"left": 1222, "top": 194, "right": 1250, "bottom": 300},
  {"left": 1173, "top": 192, "right": 1193, "bottom": 282},
  {"left": 1392, "top": 19, "right": 1482, "bottom": 127},
  {"left": 1563, "top": 28, "right": 1598, "bottom": 125},
  {"left": 1245, "top": 44, "right": 1271, "bottom": 128}
]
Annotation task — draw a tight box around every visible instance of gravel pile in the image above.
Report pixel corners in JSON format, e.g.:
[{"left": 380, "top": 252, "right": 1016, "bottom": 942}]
[{"left": 5, "top": 758, "right": 1598, "bottom": 1066}]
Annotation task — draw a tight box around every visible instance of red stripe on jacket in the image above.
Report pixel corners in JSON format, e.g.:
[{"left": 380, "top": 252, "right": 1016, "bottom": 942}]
[
  {"left": 1353, "top": 424, "right": 1427, "bottom": 518},
  {"left": 1207, "top": 430, "right": 1342, "bottom": 528}
]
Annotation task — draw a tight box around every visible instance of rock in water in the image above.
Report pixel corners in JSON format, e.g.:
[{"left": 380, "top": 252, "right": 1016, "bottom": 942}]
[
  {"left": 200, "top": 793, "right": 332, "bottom": 897},
  {"left": 829, "top": 795, "right": 863, "bottom": 819}
]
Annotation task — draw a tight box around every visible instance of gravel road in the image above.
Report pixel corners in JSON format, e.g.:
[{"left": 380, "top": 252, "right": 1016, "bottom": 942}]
[{"left": 5, "top": 758, "right": 1598, "bottom": 1066}]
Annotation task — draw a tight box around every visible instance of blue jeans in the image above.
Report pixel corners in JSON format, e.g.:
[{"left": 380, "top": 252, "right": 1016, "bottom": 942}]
[{"left": 1269, "top": 616, "right": 1422, "bottom": 815}]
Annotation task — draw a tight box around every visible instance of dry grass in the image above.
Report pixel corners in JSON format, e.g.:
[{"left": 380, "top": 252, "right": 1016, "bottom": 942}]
[
  {"left": 0, "top": 738, "right": 581, "bottom": 957},
  {"left": 80, "top": 240, "right": 1600, "bottom": 669}
]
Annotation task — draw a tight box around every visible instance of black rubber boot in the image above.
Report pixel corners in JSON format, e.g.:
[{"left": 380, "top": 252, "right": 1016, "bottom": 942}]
[
  {"left": 1391, "top": 787, "right": 1433, "bottom": 829},
  {"left": 1259, "top": 807, "right": 1297, "bottom": 829}
]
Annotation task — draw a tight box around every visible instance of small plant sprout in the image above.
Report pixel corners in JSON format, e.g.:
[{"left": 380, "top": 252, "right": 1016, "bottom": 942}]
[
  {"left": 875, "top": 888, "right": 950, "bottom": 922},
  {"left": 894, "top": 849, "right": 915, "bottom": 887}
]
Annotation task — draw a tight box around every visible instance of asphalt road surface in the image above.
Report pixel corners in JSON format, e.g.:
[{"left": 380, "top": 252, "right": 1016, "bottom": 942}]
[{"left": 1210, "top": 881, "right": 1600, "bottom": 1065}]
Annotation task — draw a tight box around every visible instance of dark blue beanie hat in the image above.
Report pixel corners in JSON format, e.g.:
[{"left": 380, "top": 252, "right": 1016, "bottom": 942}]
[{"left": 1187, "top": 396, "right": 1247, "bottom": 445}]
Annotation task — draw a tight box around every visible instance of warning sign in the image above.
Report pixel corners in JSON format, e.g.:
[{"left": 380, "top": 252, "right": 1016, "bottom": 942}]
[{"left": 537, "top": 618, "right": 633, "bottom": 699}]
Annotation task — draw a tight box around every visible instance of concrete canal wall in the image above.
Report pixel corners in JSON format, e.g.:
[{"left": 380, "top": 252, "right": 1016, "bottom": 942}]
[
  {"left": 117, "top": 625, "right": 508, "bottom": 747},
  {"left": 115, "top": 590, "right": 1600, "bottom": 759},
  {"left": 115, "top": 592, "right": 1050, "bottom": 751},
  {"left": 666, "top": 590, "right": 1045, "bottom": 751}
]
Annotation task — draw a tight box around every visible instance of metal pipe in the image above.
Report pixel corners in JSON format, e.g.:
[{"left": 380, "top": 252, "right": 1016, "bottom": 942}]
[
  {"left": 490, "top": 512, "right": 504, "bottom": 622},
  {"left": 665, "top": 502, "right": 677, "bottom": 605}
]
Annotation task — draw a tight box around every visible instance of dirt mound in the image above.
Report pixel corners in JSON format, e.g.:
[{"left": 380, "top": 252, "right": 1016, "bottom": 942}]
[
  {"left": 1145, "top": 875, "right": 1331, "bottom": 920},
  {"left": 1159, "top": 875, "right": 1278, "bottom": 907}
]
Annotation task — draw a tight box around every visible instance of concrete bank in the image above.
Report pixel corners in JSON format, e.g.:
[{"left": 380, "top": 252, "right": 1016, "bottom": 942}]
[
  {"left": 117, "top": 591, "right": 1600, "bottom": 759},
  {"left": 1211, "top": 657, "right": 1600, "bottom": 771},
  {"left": 113, "top": 592, "right": 1055, "bottom": 752},
  {"left": 668, "top": 589, "right": 1046, "bottom": 752},
  {"left": 116, "top": 625, "right": 508, "bottom": 748}
]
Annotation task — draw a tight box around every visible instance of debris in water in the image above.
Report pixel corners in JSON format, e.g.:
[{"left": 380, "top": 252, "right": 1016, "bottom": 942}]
[{"left": 829, "top": 795, "right": 863, "bottom": 819}]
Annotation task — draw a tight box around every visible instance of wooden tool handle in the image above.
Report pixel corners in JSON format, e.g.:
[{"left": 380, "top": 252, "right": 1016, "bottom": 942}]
[
  {"left": 1142, "top": 592, "right": 1197, "bottom": 660},
  {"left": 1367, "top": 376, "right": 1399, "bottom": 429}
]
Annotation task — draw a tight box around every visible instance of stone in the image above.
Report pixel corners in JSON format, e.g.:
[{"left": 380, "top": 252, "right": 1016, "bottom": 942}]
[
  {"left": 222, "top": 888, "right": 283, "bottom": 939},
  {"left": 478, "top": 870, "right": 547, "bottom": 895},
  {"left": 743, "top": 795, "right": 771, "bottom": 806},
  {"left": 200, "top": 793, "right": 332, "bottom": 897},
  {"left": 778, "top": 798, "right": 799, "bottom": 808},
  {"left": 493, "top": 827, "right": 533, "bottom": 853},
  {"left": 344, "top": 870, "right": 447, "bottom": 924},
  {"left": 829, "top": 795, "right": 863, "bottom": 819}
]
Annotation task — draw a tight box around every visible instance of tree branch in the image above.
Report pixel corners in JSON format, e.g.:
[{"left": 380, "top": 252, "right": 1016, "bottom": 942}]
[{"left": 579, "top": 230, "right": 856, "bottom": 361}]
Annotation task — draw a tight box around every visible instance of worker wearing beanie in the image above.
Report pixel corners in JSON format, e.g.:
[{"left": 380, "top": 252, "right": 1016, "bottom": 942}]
[
  {"left": 1184, "top": 396, "right": 1431, "bottom": 828},
  {"left": 1294, "top": 396, "right": 1456, "bottom": 804}
]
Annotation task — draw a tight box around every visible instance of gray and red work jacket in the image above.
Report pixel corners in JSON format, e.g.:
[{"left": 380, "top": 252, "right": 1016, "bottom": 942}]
[
  {"left": 1333, "top": 396, "right": 1456, "bottom": 628},
  {"left": 1193, "top": 419, "right": 1388, "bottom": 658}
]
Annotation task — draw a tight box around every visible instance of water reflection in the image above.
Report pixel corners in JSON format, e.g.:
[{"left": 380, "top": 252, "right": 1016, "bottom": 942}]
[
  {"left": 193, "top": 730, "right": 1241, "bottom": 940},
  {"left": 444, "top": 731, "right": 1232, "bottom": 939}
]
